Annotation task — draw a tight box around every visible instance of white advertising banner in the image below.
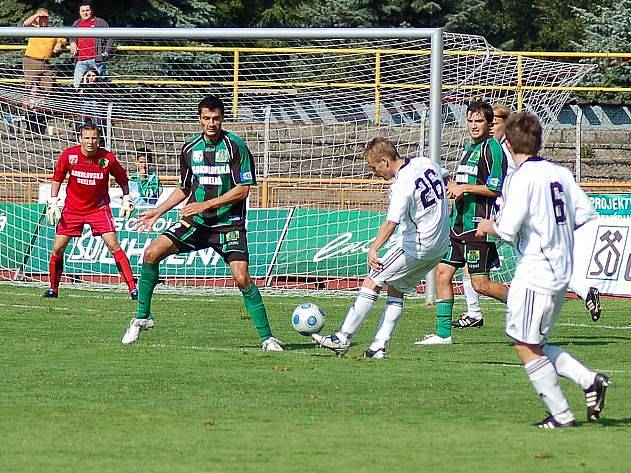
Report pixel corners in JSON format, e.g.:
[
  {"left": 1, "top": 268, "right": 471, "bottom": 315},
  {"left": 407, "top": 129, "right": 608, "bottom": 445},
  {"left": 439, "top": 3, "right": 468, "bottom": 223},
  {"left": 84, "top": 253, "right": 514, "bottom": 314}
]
[{"left": 571, "top": 217, "right": 631, "bottom": 297}]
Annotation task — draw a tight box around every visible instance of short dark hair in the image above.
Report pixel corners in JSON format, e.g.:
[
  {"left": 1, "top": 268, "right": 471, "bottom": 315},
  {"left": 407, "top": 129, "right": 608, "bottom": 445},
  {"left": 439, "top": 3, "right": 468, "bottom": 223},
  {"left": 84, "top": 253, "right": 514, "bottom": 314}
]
[
  {"left": 364, "top": 137, "right": 401, "bottom": 162},
  {"left": 198, "top": 95, "right": 225, "bottom": 116},
  {"left": 136, "top": 146, "right": 154, "bottom": 163},
  {"left": 504, "top": 112, "right": 542, "bottom": 156},
  {"left": 466, "top": 100, "right": 494, "bottom": 124},
  {"left": 79, "top": 122, "right": 100, "bottom": 136},
  {"left": 79, "top": 1, "right": 93, "bottom": 9}
]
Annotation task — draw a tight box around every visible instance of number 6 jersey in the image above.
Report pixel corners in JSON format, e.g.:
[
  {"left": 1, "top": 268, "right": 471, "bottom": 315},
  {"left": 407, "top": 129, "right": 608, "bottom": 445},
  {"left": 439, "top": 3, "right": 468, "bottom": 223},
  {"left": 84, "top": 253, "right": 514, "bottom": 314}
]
[
  {"left": 493, "top": 157, "right": 597, "bottom": 294},
  {"left": 386, "top": 157, "right": 450, "bottom": 260}
]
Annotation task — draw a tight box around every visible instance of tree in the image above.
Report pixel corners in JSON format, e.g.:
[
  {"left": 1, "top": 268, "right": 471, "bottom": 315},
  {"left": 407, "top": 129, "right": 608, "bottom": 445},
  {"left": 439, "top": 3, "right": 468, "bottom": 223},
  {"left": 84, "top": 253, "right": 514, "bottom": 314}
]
[{"left": 573, "top": 0, "right": 631, "bottom": 100}]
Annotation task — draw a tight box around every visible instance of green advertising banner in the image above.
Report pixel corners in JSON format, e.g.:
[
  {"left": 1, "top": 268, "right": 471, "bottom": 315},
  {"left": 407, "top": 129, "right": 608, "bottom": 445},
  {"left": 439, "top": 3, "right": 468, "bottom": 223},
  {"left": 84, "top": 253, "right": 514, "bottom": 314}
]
[
  {"left": 272, "top": 209, "right": 383, "bottom": 278},
  {"left": 0, "top": 204, "right": 45, "bottom": 271},
  {"left": 25, "top": 208, "right": 290, "bottom": 277},
  {"left": 588, "top": 194, "right": 631, "bottom": 217}
]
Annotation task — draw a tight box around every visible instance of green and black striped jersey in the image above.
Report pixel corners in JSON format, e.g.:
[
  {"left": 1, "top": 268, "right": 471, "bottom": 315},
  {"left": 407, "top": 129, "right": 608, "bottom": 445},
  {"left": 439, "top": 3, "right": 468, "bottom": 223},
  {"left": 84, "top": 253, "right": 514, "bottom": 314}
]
[
  {"left": 179, "top": 130, "right": 256, "bottom": 230},
  {"left": 450, "top": 137, "right": 506, "bottom": 241}
]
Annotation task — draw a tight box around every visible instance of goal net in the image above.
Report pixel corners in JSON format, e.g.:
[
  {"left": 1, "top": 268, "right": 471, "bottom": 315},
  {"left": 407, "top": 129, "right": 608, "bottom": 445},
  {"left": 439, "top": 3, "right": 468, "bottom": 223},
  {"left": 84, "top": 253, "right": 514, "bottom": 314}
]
[{"left": 0, "top": 30, "right": 592, "bottom": 294}]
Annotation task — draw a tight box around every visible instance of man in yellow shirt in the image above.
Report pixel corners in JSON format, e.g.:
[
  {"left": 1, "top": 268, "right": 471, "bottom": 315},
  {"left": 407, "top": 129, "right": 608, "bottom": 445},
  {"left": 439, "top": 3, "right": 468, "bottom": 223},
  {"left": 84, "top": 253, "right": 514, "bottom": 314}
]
[{"left": 23, "top": 9, "right": 65, "bottom": 101}]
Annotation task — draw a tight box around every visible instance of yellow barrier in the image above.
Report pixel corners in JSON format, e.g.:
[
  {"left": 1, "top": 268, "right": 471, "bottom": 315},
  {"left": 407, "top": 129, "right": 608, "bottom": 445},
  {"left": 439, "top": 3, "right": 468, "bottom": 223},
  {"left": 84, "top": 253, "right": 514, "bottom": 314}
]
[{"left": 1, "top": 43, "right": 630, "bottom": 122}]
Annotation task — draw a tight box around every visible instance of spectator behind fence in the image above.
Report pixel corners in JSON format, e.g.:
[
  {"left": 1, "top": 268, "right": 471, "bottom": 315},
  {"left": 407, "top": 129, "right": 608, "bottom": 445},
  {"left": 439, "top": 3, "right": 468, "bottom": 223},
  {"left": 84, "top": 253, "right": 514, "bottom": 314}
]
[
  {"left": 23, "top": 9, "right": 65, "bottom": 102},
  {"left": 78, "top": 67, "right": 106, "bottom": 131},
  {"left": 22, "top": 8, "right": 66, "bottom": 134},
  {"left": 68, "top": 0, "right": 113, "bottom": 89},
  {"left": 129, "top": 147, "right": 162, "bottom": 207}
]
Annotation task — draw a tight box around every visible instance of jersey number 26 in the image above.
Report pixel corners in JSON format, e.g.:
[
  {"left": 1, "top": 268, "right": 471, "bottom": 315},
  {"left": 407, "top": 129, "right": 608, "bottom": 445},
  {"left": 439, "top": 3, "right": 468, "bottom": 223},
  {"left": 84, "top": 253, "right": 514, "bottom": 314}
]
[{"left": 415, "top": 169, "right": 445, "bottom": 209}]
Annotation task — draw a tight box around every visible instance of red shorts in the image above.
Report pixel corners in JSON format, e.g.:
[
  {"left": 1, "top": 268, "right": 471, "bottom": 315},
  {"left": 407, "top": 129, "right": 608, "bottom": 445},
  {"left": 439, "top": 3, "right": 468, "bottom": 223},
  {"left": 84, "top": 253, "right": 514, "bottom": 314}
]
[{"left": 57, "top": 206, "right": 116, "bottom": 237}]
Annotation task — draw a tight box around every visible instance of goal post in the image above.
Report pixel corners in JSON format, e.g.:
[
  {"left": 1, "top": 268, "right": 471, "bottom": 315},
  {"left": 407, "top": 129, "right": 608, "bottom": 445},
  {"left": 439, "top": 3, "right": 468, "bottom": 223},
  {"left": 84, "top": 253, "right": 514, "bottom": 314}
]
[{"left": 0, "top": 27, "right": 590, "bottom": 296}]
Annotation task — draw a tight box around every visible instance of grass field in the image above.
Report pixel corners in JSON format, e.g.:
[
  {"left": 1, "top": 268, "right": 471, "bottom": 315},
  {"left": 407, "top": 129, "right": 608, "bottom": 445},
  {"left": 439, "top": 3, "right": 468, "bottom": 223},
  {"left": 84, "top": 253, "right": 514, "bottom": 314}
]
[{"left": 1, "top": 284, "right": 629, "bottom": 472}]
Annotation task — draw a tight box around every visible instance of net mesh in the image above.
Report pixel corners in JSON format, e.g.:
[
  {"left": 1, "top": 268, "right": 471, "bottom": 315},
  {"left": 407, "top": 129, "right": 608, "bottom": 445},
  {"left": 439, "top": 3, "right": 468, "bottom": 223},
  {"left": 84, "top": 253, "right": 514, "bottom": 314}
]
[{"left": 0, "top": 32, "right": 593, "bottom": 292}]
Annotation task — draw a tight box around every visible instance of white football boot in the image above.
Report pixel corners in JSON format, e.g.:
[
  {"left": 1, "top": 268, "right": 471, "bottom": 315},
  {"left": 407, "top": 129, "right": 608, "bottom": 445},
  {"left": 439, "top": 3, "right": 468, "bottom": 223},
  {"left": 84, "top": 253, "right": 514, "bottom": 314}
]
[
  {"left": 122, "top": 316, "right": 155, "bottom": 345},
  {"left": 262, "top": 336, "right": 284, "bottom": 352},
  {"left": 415, "top": 333, "right": 453, "bottom": 345},
  {"left": 312, "top": 333, "right": 350, "bottom": 356}
]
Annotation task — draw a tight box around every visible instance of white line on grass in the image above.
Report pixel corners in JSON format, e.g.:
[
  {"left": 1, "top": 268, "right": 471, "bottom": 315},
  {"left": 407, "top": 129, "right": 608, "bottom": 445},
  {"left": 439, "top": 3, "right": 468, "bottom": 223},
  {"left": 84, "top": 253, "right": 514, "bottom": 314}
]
[
  {"left": 558, "top": 322, "right": 631, "bottom": 330},
  {"left": 0, "top": 302, "right": 98, "bottom": 313}
]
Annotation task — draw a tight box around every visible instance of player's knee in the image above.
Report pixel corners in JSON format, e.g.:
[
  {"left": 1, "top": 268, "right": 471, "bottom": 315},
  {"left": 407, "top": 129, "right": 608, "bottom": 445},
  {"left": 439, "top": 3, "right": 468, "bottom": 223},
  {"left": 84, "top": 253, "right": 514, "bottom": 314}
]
[
  {"left": 233, "top": 272, "right": 252, "bottom": 290},
  {"left": 471, "top": 276, "right": 491, "bottom": 295},
  {"left": 143, "top": 246, "right": 160, "bottom": 265},
  {"left": 435, "top": 265, "right": 453, "bottom": 285}
]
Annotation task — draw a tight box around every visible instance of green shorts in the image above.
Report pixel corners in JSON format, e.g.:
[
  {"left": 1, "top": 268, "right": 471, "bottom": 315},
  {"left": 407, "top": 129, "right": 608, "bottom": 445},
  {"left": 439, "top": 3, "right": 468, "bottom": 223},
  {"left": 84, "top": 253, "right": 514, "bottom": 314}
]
[
  {"left": 441, "top": 238, "right": 499, "bottom": 275},
  {"left": 163, "top": 218, "right": 249, "bottom": 264}
]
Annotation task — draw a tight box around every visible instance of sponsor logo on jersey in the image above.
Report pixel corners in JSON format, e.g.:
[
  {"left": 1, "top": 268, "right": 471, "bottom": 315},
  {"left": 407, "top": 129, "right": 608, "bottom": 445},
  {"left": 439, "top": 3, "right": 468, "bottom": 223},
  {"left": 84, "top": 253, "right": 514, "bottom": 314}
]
[
  {"left": 199, "top": 176, "right": 222, "bottom": 186},
  {"left": 457, "top": 164, "right": 477, "bottom": 176},
  {"left": 240, "top": 171, "right": 252, "bottom": 181},
  {"left": 192, "top": 165, "right": 230, "bottom": 175},
  {"left": 98, "top": 158, "right": 109, "bottom": 168},
  {"left": 487, "top": 177, "right": 501, "bottom": 188},
  {"left": 69, "top": 154, "right": 78, "bottom": 165},
  {"left": 215, "top": 149, "right": 230, "bottom": 163},
  {"left": 192, "top": 150, "right": 204, "bottom": 163}
]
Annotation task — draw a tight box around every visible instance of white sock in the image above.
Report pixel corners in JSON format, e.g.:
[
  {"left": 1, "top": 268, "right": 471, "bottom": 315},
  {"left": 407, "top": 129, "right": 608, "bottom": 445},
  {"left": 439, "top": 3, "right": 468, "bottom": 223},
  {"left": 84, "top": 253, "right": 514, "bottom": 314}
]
[
  {"left": 525, "top": 356, "right": 574, "bottom": 422},
  {"left": 567, "top": 282, "right": 587, "bottom": 300},
  {"left": 463, "top": 274, "right": 482, "bottom": 318},
  {"left": 542, "top": 344, "right": 596, "bottom": 390},
  {"left": 338, "top": 287, "right": 379, "bottom": 340},
  {"left": 369, "top": 296, "right": 404, "bottom": 351}
]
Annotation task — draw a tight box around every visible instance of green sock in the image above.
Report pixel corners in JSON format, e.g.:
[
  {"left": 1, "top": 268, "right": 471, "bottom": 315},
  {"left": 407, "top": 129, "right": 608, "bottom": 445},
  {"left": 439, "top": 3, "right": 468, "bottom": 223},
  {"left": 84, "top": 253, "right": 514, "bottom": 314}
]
[
  {"left": 241, "top": 284, "right": 273, "bottom": 341},
  {"left": 137, "top": 262, "right": 160, "bottom": 319},
  {"left": 436, "top": 299, "right": 454, "bottom": 338}
]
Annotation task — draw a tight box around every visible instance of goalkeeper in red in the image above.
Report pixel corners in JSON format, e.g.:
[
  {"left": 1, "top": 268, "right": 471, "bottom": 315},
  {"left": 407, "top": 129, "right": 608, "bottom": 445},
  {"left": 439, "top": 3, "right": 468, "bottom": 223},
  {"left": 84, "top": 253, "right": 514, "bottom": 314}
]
[
  {"left": 44, "top": 123, "right": 137, "bottom": 299},
  {"left": 122, "top": 95, "right": 283, "bottom": 351}
]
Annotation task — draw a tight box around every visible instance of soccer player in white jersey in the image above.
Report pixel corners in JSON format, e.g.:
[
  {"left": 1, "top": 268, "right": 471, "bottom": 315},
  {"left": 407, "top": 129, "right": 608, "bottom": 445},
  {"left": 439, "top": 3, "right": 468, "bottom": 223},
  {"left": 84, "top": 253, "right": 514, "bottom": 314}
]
[
  {"left": 476, "top": 113, "right": 609, "bottom": 428},
  {"left": 313, "top": 138, "right": 449, "bottom": 358},
  {"left": 459, "top": 103, "right": 602, "bottom": 329}
]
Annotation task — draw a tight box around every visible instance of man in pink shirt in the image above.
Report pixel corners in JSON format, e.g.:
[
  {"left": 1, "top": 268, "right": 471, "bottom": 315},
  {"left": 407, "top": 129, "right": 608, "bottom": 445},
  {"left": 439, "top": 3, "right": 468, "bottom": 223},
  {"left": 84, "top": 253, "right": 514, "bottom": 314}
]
[{"left": 68, "top": 1, "right": 112, "bottom": 88}]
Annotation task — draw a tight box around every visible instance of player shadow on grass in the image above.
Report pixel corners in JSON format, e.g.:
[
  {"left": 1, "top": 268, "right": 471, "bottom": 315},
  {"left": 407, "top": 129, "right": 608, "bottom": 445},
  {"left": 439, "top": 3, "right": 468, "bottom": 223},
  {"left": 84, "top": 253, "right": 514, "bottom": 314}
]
[
  {"left": 556, "top": 337, "right": 631, "bottom": 346},
  {"left": 596, "top": 417, "right": 631, "bottom": 427},
  {"left": 279, "top": 342, "right": 318, "bottom": 351}
]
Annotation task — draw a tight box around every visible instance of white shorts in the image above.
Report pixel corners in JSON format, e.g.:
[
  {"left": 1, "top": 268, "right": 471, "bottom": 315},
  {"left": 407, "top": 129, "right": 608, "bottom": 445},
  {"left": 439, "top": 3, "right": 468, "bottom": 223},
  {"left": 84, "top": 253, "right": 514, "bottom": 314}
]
[
  {"left": 505, "top": 278, "right": 566, "bottom": 345},
  {"left": 369, "top": 246, "right": 441, "bottom": 294}
]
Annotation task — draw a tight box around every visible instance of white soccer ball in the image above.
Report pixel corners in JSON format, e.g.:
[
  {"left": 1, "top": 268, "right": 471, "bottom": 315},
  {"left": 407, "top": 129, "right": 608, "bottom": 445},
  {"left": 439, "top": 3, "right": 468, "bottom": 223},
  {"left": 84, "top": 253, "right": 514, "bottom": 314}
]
[{"left": 291, "top": 303, "right": 326, "bottom": 336}]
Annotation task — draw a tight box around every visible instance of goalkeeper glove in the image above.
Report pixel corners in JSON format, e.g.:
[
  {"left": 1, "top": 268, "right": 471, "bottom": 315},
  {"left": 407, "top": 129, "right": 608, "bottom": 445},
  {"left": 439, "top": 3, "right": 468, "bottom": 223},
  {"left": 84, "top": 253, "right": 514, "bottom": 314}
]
[
  {"left": 119, "top": 195, "right": 135, "bottom": 220},
  {"left": 46, "top": 197, "right": 61, "bottom": 226}
]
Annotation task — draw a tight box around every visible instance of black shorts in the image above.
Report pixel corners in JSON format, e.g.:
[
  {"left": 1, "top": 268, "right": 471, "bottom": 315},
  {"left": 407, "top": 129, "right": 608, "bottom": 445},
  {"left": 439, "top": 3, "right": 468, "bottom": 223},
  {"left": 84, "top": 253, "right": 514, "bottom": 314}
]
[
  {"left": 163, "top": 218, "right": 249, "bottom": 264},
  {"left": 441, "top": 238, "right": 499, "bottom": 275}
]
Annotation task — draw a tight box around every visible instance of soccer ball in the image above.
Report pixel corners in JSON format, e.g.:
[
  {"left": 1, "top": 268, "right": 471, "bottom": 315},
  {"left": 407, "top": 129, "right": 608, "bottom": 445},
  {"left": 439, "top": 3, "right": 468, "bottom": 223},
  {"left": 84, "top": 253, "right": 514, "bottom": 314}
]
[{"left": 291, "top": 303, "right": 326, "bottom": 336}]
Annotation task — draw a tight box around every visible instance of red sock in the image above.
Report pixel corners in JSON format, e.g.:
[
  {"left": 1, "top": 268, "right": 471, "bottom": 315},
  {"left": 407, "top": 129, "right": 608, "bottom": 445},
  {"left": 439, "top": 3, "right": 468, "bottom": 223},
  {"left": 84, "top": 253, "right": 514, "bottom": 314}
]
[
  {"left": 49, "top": 254, "right": 63, "bottom": 292},
  {"left": 113, "top": 249, "right": 136, "bottom": 292}
]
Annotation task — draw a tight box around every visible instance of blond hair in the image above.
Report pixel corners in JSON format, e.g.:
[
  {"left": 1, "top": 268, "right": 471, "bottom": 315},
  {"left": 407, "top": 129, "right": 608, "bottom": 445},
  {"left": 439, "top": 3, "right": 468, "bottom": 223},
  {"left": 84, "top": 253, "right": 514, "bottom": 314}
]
[{"left": 492, "top": 103, "right": 511, "bottom": 119}]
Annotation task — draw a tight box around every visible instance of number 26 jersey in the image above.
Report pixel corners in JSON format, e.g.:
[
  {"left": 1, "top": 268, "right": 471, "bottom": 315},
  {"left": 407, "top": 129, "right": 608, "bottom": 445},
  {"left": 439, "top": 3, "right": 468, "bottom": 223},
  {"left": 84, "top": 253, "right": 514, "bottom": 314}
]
[{"left": 386, "top": 157, "right": 450, "bottom": 260}]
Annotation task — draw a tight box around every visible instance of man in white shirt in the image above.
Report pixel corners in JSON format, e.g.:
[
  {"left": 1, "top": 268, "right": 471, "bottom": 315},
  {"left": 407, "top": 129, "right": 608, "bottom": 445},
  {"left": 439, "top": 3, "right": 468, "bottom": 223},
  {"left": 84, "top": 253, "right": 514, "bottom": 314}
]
[
  {"left": 461, "top": 103, "right": 602, "bottom": 329},
  {"left": 313, "top": 138, "right": 450, "bottom": 358},
  {"left": 476, "top": 113, "right": 609, "bottom": 428}
]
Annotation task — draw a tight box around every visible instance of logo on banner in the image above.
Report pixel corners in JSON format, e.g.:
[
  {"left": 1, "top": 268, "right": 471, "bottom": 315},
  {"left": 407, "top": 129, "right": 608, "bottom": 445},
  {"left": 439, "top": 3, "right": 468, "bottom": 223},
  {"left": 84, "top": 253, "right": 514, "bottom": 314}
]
[{"left": 587, "top": 225, "right": 629, "bottom": 279}]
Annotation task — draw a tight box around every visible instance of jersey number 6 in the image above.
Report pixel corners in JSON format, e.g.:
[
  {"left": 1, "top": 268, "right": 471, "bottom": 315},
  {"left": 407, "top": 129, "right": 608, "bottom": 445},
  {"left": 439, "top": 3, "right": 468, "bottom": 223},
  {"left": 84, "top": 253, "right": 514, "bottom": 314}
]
[{"left": 550, "top": 182, "right": 567, "bottom": 224}]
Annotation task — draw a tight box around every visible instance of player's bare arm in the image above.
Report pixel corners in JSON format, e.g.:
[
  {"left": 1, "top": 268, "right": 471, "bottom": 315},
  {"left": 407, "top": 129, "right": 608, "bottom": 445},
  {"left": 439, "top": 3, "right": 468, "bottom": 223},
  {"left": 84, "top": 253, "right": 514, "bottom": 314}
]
[
  {"left": 367, "top": 220, "right": 397, "bottom": 271},
  {"left": 181, "top": 185, "right": 250, "bottom": 218},
  {"left": 446, "top": 181, "right": 500, "bottom": 200},
  {"left": 137, "top": 187, "right": 189, "bottom": 233}
]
